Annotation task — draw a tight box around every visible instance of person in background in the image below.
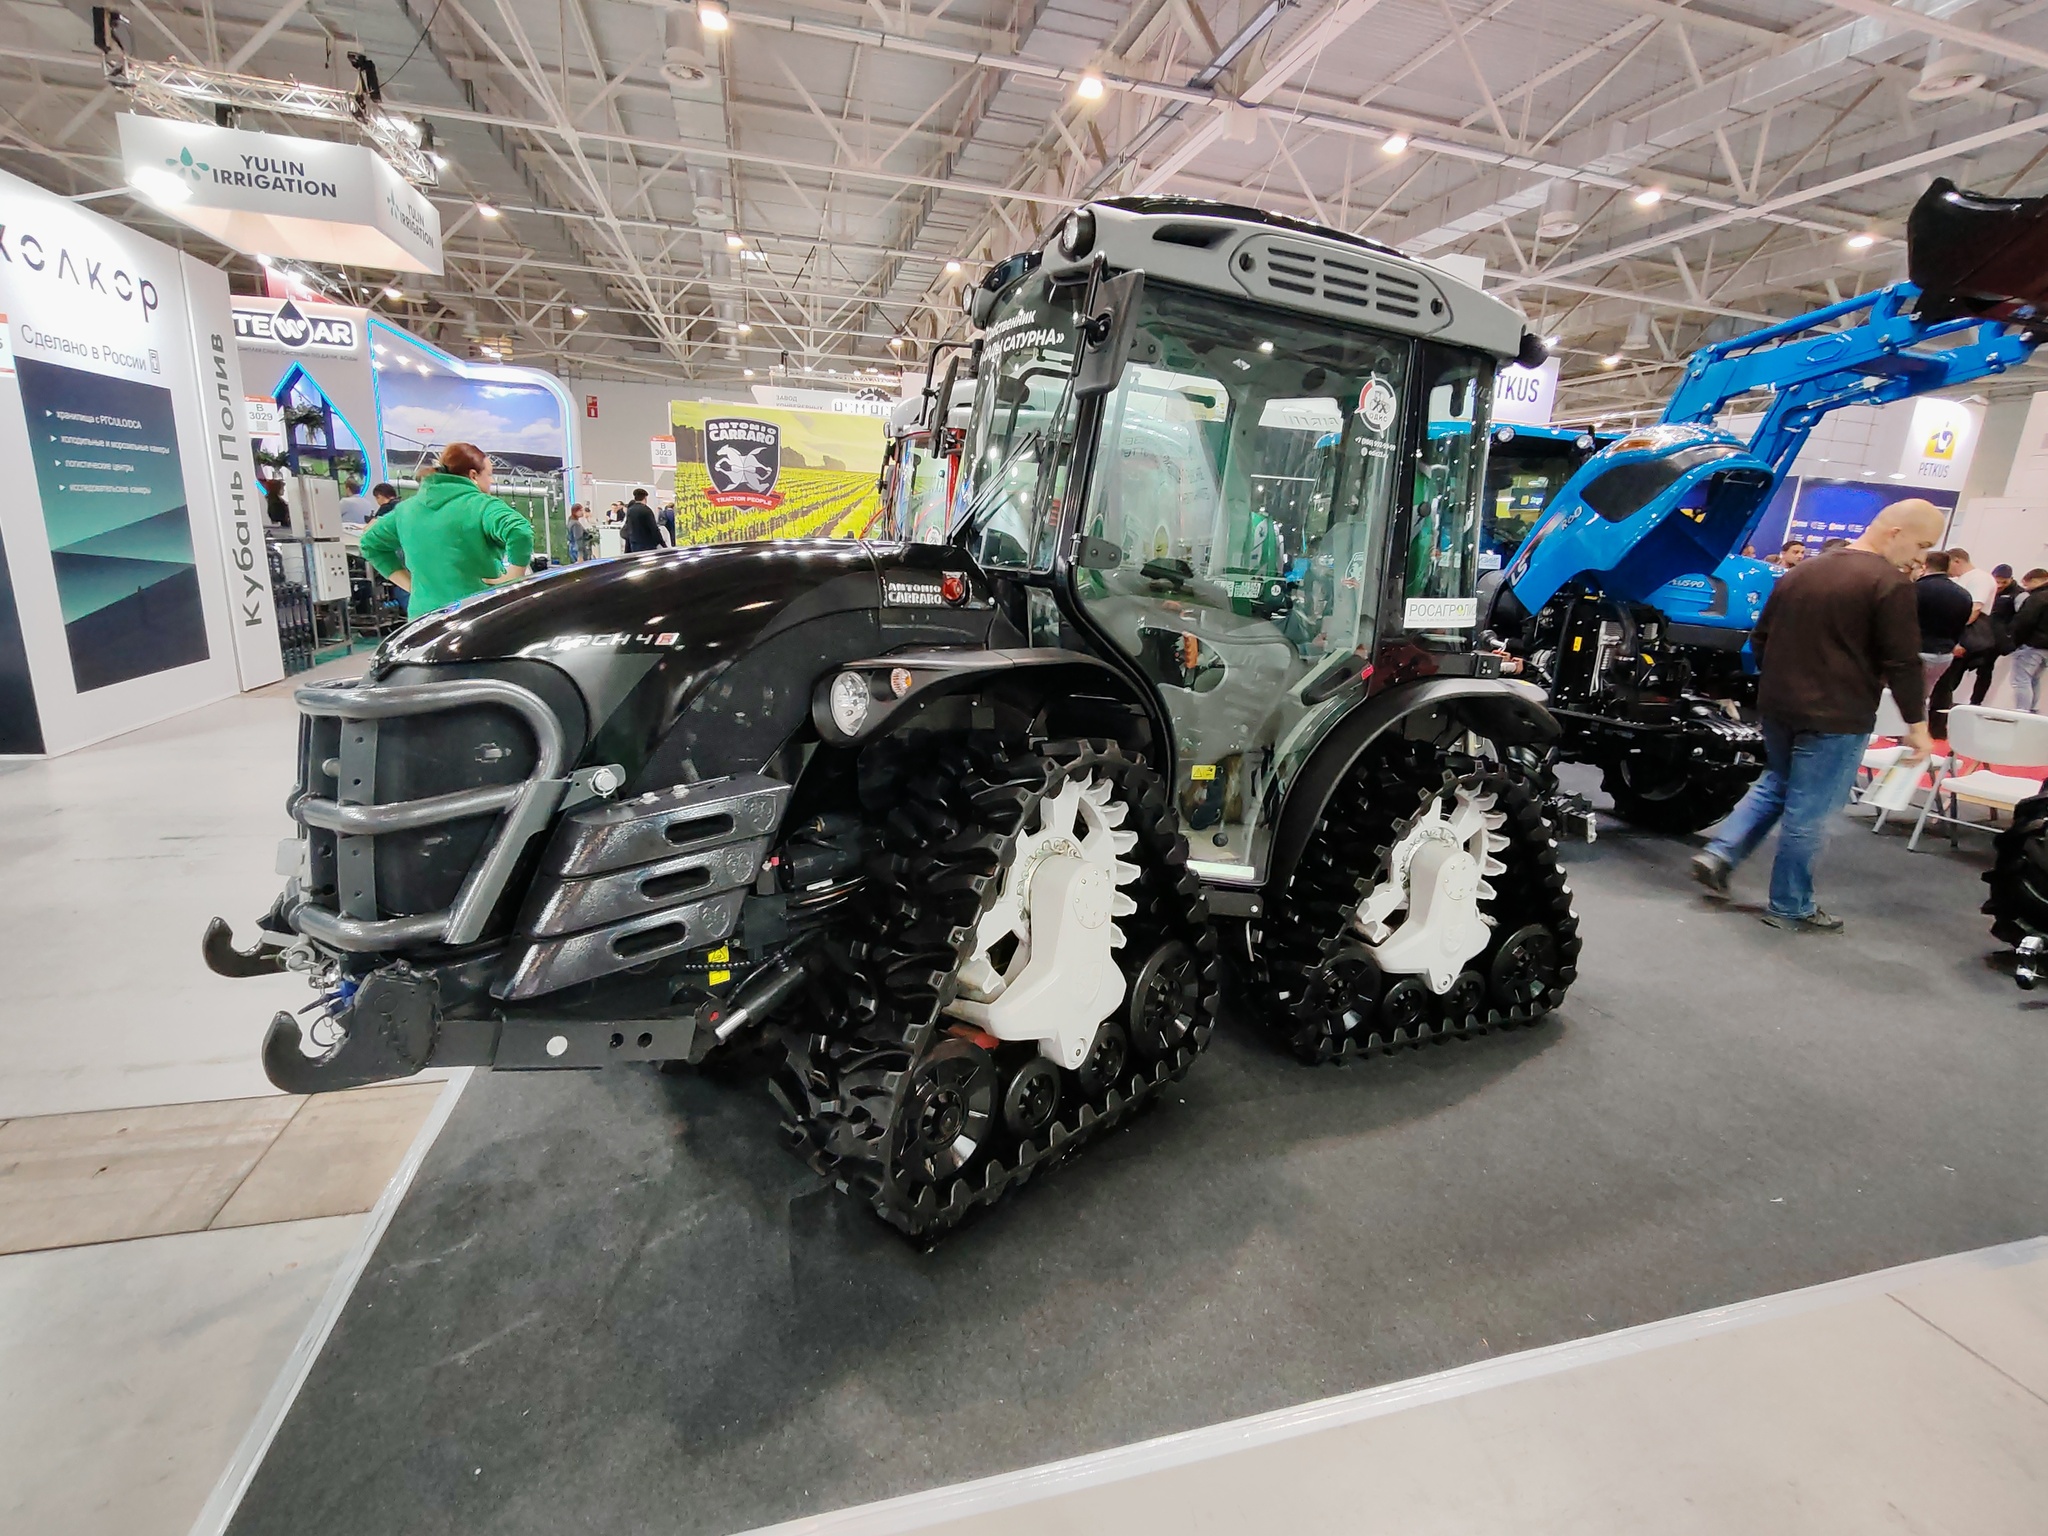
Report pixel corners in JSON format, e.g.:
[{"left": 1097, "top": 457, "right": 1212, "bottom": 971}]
[
  {"left": 1932, "top": 548, "right": 2002, "bottom": 717},
  {"left": 358, "top": 442, "right": 533, "bottom": 619},
  {"left": 1821, "top": 536, "right": 1851, "bottom": 552},
  {"left": 2006, "top": 568, "right": 2048, "bottom": 712},
  {"left": 1691, "top": 498, "right": 1941, "bottom": 934},
  {"left": 621, "top": 487, "right": 665, "bottom": 553},
  {"left": 1780, "top": 539, "right": 1808, "bottom": 568},
  {"left": 338, "top": 476, "right": 375, "bottom": 526},
  {"left": 659, "top": 501, "right": 678, "bottom": 547},
  {"left": 1742, "top": 543, "right": 1757, "bottom": 558},
  {"left": 367, "top": 483, "right": 399, "bottom": 521},
  {"left": 566, "top": 501, "right": 590, "bottom": 563},
  {"left": 1915, "top": 550, "right": 1974, "bottom": 737}
]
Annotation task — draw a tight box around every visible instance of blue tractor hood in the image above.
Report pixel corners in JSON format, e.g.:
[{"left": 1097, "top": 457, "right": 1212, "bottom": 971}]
[{"left": 1503, "top": 423, "right": 1776, "bottom": 613}]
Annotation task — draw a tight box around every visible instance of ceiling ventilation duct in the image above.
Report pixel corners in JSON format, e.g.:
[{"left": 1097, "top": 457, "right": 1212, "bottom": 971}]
[
  {"left": 1909, "top": 4, "right": 1989, "bottom": 101},
  {"left": 1536, "top": 180, "right": 1582, "bottom": 239},
  {"left": 666, "top": 8, "right": 741, "bottom": 363},
  {"left": 1622, "top": 311, "right": 1652, "bottom": 351}
]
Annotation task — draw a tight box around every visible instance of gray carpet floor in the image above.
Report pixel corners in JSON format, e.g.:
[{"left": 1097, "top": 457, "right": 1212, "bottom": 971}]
[{"left": 229, "top": 806, "right": 2047, "bottom": 1536}]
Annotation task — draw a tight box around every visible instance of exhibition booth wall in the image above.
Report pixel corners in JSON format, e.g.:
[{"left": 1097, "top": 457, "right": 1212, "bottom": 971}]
[{"left": 0, "top": 165, "right": 282, "bottom": 757}]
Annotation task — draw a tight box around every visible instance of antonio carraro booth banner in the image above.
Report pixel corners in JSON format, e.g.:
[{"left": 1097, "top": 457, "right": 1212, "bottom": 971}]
[
  {"left": 0, "top": 164, "right": 281, "bottom": 756},
  {"left": 669, "top": 401, "right": 885, "bottom": 543},
  {"left": 116, "top": 114, "right": 443, "bottom": 276}
]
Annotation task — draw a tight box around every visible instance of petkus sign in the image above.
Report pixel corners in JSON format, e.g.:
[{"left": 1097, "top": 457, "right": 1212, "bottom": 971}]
[{"left": 116, "top": 114, "right": 443, "bottom": 275}]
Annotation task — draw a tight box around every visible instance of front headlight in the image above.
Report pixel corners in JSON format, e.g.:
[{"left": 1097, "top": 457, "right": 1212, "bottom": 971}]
[
  {"left": 1058, "top": 208, "right": 1095, "bottom": 260},
  {"left": 829, "top": 671, "right": 871, "bottom": 736}
]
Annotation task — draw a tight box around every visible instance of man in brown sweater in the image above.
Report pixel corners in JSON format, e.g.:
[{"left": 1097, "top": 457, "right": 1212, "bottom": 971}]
[{"left": 1690, "top": 498, "right": 1942, "bottom": 931}]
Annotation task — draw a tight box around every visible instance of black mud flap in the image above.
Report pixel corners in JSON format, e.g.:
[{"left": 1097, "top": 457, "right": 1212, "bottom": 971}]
[
  {"left": 262, "top": 964, "right": 441, "bottom": 1094},
  {"left": 1909, "top": 178, "right": 2048, "bottom": 328}
]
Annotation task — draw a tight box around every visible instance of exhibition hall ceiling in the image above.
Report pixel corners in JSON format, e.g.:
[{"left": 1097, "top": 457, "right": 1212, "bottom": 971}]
[{"left": 6, "top": 0, "right": 2048, "bottom": 418}]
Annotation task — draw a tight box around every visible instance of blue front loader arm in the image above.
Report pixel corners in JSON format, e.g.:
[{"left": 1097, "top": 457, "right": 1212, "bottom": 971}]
[{"left": 1505, "top": 280, "right": 2038, "bottom": 620}]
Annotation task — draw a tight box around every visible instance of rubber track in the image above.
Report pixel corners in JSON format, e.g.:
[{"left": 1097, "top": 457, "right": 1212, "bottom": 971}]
[
  {"left": 1983, "top": 791, "right": 2048, "bottom": 947},
  {"left": 1249, "top": 739, "right": 1582, "bottom": 1064},
  {"left": 780, "top": 738, "right": 1222, "bottom": 1239}
]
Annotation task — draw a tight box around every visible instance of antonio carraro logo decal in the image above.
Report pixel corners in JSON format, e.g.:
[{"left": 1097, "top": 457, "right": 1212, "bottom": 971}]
[{"left": 704, "top": 416, "right": 783, "bottom": 509}]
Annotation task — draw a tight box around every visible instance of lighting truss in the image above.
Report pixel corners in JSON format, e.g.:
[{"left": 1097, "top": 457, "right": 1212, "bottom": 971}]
[{"left": 100, "top": 45, "right": 439, "bottom": 185}]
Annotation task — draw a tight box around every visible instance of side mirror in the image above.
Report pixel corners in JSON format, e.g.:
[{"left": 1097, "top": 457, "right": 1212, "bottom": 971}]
[
  {"left": 1074, "top": 271, "right": 1145, "bottom": 398},
  {"left": 1516, "top": 331, "right": 1549, "bottom": 368},
  {"left": 931, "top": 354, "right": 960, "bottom": 436}
]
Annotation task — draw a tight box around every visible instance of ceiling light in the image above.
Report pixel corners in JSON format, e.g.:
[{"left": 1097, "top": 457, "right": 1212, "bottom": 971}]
[
  {"left": 569, "top": 305, "right": 587, "bottom": 318},
  {"left": 1601, "top": 353, "right": 1622, "bottom": 368},
  {"left": 737, "top": 322, "right": 752, "bottom": 334},
  {"left": 944, "top": 259, "right": 963, "bottom": 275},
  {"left": 888, "top": 336, "right": 903, "bottom": 349},
  {"left": 1544, "top": 334, "right": 1561, "bottom": 348},
  {"left": 1847, "top": 232, "right": 1876, "bottom": 250},
  {"left": 1257, "top": 340, "right": 1273, "bottom": 353},
  {"left": 699, "top": 0, "right": 730, "bottom": 32},
  {"left": 127, "top": 167, "right": 192, "bottom": 207},
  {"left": 726, "top": 232, "right": 744, "bottom": 248},
  {"left": 429, "top": 151, "right": 449, "bottom": 170},
  {"left": 744, "top": 367, "right": 755, "bottom": 377},
  {"left": 1075, "top": 73, "right": 1105, "bottom": 101},
  {"left": 1632, "top": 187, "right": 1662, "bottom": 207},
  {"left": 383, "top": 286, "right": 403, "bottom": 300},
  {"left": 1381, "top": 133, "right": 1409, "bottom": 156},
  {"left": 256, "top": 253, "right": 273, "bottom": 268},
  {"left": 477, "top": 201, "right": 501, "bottom": 219}
]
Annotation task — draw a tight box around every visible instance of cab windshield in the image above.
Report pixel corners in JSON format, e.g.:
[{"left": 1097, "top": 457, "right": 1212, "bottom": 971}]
[{"left": 1071, "top": 281, "right": 1419, "bottom": 871}]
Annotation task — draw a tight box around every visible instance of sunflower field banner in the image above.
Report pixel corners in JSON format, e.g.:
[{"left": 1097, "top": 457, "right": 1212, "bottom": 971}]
[{"left": 669, "top": 401, "right": 885, "bottom": 542}]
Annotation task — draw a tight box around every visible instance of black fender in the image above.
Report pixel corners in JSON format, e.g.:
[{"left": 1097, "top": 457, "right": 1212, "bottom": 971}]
[
  {"left": 1267, "top": 677, "right": 1560, "bottom": 896},
  {"left": 810, "top": 647, "right": 1156, "bottom": 753}
]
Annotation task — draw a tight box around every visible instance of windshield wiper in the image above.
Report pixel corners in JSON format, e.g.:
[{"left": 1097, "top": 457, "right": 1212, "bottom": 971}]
[{"left": 963, "top": 430, "right": 1045, "bottom": 531}]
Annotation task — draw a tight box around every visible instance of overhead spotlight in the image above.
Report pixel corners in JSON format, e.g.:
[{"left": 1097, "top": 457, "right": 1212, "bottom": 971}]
[
  {"left": 744, "top": 367, "right": 755, "bottom": 377},
  {"left": 888, "top": 335, "right": 903, "bottom": 349},
  {"left": 1544, "top": 334, "right": 1562, "bottom": 348},
  {"left": 734, "top": 323, "right": 750, "bottom": 336},
  {"left": 1076, "top": 73, "right": 1105, "bottom": 101},
  {"left": 477, "top": 201, "right": 501, "bottom": 219},
  {"left": 1847, "top": 232, "right": 1877, "bottom": 250},
  {"left": 1622, "top": 312, "right": 1651, "bottom": 352},
  {"left": 127, "top": 167, "right": 191, "bottom": 207},
  {"left": 569, "top": 305, "right": 587, "bottom": 318},
  {"left": 1632, "top": 187, "right": 1662, "bottom": 207},
  {"left": 383, "top": 286, "right": 404, "bottom": 300},
  {"left": 726, "top": 232, "right": 744, "bottom": 248},
  {"left": 1257, "top": 340, "right": 1274, "bottom": 353},
  {"left": 699, "top": 0, "right": 730, "bottom": 33},
  {"left": 429, "top": 151, "right": 449, "bottom": 170},
  {"left": 1601, "top": 353, "right": 1622, "bottom": 368},
  {"left": 944, "top": 259, "right": 963, "bottom": 275},
  {"left": 1381, "top": 133, "right": 1409, "bottom": 156}
]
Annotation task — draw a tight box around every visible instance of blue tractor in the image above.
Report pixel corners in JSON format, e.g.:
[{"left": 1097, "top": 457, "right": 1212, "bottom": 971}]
[{"left": 1481, "top": 178, "right": 2046, "bottom": 834}]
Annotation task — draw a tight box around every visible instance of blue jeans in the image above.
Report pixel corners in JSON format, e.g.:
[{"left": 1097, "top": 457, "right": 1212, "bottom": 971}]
[
  {"left": 1705, "top": 720, "right": 1866, "bottom": 919},
  {"left": 2013, "top": 646, "right": 2048, "bottom": 712}
]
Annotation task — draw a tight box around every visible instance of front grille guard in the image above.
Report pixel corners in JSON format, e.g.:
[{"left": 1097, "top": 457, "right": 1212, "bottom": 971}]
[{"left": 291, "top": 677, "right": 571, "bottom": 952}]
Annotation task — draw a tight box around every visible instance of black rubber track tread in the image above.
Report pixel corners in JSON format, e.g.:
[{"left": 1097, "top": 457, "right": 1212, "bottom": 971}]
[
  {"left": 1602, "top": 760, "right": 1756, "bottom": 835},
  {"left": 780, "top": 738, "right": 1222, "bottom": 1239},
  {"left": 1245, "top": 740, "right": 1582, "bottom": 1065},
  {"left": 1983, "top": 791, "right": 2048, "bottom": 947}
]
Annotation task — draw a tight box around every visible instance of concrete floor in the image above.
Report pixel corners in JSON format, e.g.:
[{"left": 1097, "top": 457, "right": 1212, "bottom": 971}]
[{"left": 224, "top": 808, "right": 2048, "bottom": 1536}]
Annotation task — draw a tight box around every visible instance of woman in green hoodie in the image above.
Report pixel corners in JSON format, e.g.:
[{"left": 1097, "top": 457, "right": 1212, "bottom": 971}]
[{"left": 359, "top": 442, "right": 535, "bottom": 618}]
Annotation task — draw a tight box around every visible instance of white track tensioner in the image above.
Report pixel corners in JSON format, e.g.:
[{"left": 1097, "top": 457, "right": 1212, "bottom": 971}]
[
  {"left": 1350, "top": 781, "right": 1509, "bottom": 993},
  {"left": 945, "top": 774, "right": 1141, "bottom": 1068}
]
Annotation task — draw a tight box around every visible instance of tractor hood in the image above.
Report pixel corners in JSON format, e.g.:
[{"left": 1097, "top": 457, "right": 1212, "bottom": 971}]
[{"left": 377, "top": 540, "right": 880, "bottom": 670}]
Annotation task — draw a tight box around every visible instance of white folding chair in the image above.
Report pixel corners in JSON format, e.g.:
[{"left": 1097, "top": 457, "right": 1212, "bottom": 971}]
[
  {"left": 1907, "top": 704, "right": 2048, "bottom": 849},
  {"left": 1855, "top": 691, "right": 1948, "bottom": 830}
]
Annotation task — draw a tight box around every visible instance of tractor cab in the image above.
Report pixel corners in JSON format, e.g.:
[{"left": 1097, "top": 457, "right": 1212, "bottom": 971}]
[{"left": 953, "top": 199, "right": 1537, "bottom": 883}]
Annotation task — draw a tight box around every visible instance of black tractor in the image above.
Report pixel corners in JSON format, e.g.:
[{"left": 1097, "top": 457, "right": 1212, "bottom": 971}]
[{"left": 207, "top": 198, "right": 1581, "bottom": 1237}]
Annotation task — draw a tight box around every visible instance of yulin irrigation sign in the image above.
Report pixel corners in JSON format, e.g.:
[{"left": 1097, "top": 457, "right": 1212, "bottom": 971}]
[{"left": 117, "top": 115, "right": 443, "bottom": 275}]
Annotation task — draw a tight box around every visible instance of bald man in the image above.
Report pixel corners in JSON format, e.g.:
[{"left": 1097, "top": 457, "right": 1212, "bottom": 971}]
[{"left": 1691, "top": 498, "right": 1942, "bottom": 933}]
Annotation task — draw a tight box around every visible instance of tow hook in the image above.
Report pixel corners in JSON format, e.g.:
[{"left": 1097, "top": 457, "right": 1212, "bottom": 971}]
[{"left": 262, "top": 963, "right": 441, "bottom": 1093}]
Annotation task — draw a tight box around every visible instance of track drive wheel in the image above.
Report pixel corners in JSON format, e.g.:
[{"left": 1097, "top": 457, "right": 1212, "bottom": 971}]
[
  {"left": 1249, "top": 738, "right": 1580, "bottom": 1064},
  {"left": 1984, "top": 792, "right": 2048, "bottom": 948},
  {"left": 782, "top": 738, "right": 1222, "bottom": 1238}
]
